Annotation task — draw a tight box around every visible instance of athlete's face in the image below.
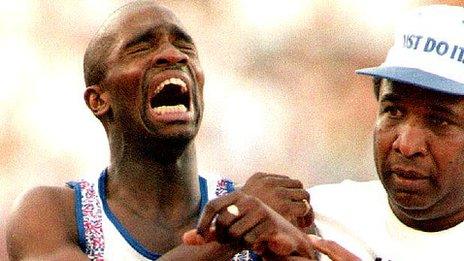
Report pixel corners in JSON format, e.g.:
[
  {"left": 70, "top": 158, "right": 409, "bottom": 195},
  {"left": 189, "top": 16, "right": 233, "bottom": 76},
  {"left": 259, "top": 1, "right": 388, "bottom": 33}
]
[
  {"left": 101, "top": 5, "right": 204, "bottom": 142},
  {"left": 374, "top": 80, "right": 464, "bottom": 229}
]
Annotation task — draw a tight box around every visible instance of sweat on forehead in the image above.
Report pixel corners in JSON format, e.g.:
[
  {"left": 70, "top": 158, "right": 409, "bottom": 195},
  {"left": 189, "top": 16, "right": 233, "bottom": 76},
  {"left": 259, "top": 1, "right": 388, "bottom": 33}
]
[{"left": 83, "top": 0, "right": 182, "bottom": 87}]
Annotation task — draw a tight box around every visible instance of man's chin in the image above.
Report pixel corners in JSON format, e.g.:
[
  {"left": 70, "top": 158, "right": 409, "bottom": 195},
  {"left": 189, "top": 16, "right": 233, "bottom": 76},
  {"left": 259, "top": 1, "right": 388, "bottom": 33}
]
[
  {"left": 150, "top": 125, "right": 199, "bottom": 144},
  {"left": 159, "top": 132, "right": 195, "bottom": 145},
  {"left": 382, "top": 177, "right": 436, "bottom": 210},
  {"left": 389, "top": 192, "right": 439, "bottom": 219}
]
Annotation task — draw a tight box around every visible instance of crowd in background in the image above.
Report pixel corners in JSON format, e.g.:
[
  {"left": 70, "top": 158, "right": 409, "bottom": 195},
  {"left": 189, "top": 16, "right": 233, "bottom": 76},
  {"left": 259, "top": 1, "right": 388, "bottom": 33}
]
[{"left": 1, "top": 0, "right": 460, "bottom": 259}]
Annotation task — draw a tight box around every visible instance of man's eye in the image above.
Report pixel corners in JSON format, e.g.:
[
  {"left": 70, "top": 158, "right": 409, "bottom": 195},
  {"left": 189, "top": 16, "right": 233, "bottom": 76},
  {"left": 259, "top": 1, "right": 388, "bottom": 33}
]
[
  {"left": 383, "top": 106, "right": 402, "bottom": 118},
  {"left": 429, "top": 116, "right": 450, "bottom": 127},
  {"left": 181, "top": 46, "right": 195, "bottom": 53},
  {"left": 127, "top": 44, "right": 151, "bottom": 54},
  {"left": 174, "top": 42, "right": 196, "bottom": 54}
]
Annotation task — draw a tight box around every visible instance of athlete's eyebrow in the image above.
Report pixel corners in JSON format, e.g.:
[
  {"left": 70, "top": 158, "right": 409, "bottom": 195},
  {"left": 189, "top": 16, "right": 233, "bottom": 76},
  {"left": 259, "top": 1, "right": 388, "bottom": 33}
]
[
  {"left": 169, "top": 25, "right": 193, "bottom": 43},
  {"left": 123, "top": 27, "right": 158, "bottom": 50},
  {"left": 123, "top": 24, "right": 193, "bottom": 50}
]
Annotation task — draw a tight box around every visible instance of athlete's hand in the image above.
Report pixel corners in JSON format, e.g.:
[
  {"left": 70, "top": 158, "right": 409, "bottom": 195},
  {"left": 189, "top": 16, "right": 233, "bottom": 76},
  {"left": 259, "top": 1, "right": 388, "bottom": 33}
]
[
  {"left": 240, "top": 172, "right": 313, "bottom": 228},
  {"left": 308, "top": 235, "right": 361, "bottom": 261},
  {"left": 184, "top": 191, "right": 317, "bottom": 259},
  {"left": 183, "top": 230, "right": 361, "bottom": 261}
]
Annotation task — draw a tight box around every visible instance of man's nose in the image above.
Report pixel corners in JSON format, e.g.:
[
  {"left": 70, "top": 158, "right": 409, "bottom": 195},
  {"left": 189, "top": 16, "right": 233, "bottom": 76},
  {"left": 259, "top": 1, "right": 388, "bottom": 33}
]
[
  {"left": 392, "top": 123, "right": 429, "bottom": 158},
  {"left": 152, "top": 43, "right": 188, "bottom": 67}
]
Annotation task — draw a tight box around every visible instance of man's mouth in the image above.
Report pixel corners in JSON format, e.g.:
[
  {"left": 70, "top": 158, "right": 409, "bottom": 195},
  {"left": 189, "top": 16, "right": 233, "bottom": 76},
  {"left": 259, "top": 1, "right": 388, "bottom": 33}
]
[
  {"left": 148, "top": 76, "right": 193, "bottom": 122},
  {"left": 151, "top": 77, "right": 191, "bottom": 113},
  {"left": 392, "top": 169, "right": 428, "bottom": 180},
  {"left": 388, "top": 168, "right": 431, "bottom": 192}
]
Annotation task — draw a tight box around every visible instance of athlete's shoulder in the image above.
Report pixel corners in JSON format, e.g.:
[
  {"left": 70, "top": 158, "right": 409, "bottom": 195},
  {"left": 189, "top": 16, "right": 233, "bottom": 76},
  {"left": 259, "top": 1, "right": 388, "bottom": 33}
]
[
  {"left": 8, "top": 185, "right": 75, "bottom": 225},
  {"left": 6, "top": 185, "right": 80, "bottom": 259}
]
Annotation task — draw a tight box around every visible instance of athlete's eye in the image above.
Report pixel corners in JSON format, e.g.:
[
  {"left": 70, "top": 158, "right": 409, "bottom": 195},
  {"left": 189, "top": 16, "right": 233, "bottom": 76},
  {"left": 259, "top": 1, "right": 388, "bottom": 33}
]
[
  {"left": 127, "top": 43, "right": 151, "bottom": 55},
  {"left": 174, "top": 41, "right": 196, "bottom": 55}
]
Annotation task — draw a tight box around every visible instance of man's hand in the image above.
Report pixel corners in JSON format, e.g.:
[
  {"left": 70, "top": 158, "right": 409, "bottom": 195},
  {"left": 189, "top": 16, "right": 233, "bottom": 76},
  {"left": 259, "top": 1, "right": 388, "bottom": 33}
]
[
  {"left": 187, "top": 191, "right": 317, "bottom": 259},
  {"left": 307, "top": 235, "right": 361, "bottom": 261},
  {"left": 183, "top": 229, "right": 361, "bottom": 261},
  {"left": 240, "top": 172, "right": 313, "bottom": 228}
]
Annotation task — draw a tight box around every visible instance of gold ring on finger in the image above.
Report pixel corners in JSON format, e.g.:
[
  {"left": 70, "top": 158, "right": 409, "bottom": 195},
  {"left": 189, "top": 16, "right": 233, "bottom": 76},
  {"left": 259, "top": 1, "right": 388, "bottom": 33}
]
[{"left": 302, "top": 199, "right": 311, "bottom": 216}]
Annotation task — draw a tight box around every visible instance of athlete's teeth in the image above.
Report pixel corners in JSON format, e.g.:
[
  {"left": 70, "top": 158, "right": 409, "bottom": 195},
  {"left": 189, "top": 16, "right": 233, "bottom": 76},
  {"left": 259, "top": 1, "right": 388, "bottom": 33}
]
[
  {"left": 155, "top": 78, "right": 187, "bottom": 94},
  {"left": 176, "top": 104, "right": 187, "bottom": 112},
  {"left": 177, "top": 79, "right": 187, "bottom": 92},
  {"left": 153, "top": 104, "right": 187, "bottom": 115}
]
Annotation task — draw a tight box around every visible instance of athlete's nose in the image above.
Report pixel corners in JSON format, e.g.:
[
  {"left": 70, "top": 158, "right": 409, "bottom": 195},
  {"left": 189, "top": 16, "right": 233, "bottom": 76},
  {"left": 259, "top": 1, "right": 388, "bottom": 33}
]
[{"left": 152, "top": 42, "right": 188, "bottom": 67}]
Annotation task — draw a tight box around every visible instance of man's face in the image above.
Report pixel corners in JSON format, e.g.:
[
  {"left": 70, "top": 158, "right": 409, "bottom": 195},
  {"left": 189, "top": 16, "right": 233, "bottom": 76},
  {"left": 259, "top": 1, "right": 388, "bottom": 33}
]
[
  {"left": 101, "top": 5, "right": 204, "bottom": 142},
  {"left": 374, "top": 80, "right": 464, "bottom": 222}
]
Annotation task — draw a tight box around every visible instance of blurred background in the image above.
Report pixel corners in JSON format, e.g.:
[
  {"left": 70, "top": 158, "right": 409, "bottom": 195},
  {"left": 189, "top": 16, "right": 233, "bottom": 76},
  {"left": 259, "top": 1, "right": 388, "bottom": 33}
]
[{"left": 0, "top": 0, "right": 461, "bottom": 259}]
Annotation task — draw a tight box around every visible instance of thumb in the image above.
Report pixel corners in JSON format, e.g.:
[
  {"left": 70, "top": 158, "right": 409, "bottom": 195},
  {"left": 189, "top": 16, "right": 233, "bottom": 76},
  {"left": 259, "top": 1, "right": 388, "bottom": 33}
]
[
  {"left": 182, "top": 229, "right": 206, "bottom": 245},
  {"left": 182, "top": 228, "right": 217, "bottom": 246}
]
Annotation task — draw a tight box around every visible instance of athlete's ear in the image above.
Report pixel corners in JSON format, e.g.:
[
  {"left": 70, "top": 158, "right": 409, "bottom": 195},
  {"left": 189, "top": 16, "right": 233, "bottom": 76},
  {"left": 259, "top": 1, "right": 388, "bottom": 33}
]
[{"left": 84, "top": 85, "right": 111, "bottom": 118}]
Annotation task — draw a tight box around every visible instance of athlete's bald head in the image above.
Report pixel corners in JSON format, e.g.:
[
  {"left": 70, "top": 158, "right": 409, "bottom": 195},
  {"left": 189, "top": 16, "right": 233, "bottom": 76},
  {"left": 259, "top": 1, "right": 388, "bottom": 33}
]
[{"left": 83, "top": 1, "right": 179, "bottom": 87}]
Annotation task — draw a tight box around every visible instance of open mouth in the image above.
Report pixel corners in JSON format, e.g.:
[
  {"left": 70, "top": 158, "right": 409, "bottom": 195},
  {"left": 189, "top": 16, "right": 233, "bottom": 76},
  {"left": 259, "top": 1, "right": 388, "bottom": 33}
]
[{"left": 150, "top": 77, "right": 190, "bottom": 114}]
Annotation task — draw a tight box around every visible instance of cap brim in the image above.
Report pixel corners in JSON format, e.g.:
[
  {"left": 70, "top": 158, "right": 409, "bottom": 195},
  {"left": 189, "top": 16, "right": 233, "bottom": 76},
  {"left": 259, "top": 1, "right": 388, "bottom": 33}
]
[{"left": 356, "top": 67, "right": 464, "bottom": 95}]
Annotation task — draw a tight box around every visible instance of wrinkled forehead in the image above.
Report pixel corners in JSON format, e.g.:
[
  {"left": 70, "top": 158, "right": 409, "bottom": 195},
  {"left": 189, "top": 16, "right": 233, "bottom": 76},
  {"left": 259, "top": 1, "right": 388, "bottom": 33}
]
[{"left": 106, "top": 3, "right": 185, "bottom": 41}]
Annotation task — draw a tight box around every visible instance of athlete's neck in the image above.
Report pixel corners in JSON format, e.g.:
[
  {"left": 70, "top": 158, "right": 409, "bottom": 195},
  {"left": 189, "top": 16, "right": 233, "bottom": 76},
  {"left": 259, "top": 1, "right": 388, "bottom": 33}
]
[{"left": 106, "top": 141, "right": 201, "bottom": 223}]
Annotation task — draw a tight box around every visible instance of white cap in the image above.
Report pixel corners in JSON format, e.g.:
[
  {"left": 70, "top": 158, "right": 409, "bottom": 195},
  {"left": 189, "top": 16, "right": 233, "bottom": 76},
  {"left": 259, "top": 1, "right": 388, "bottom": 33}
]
[{"left": 357, "top": 5, "right": 464, "bottom": 95}]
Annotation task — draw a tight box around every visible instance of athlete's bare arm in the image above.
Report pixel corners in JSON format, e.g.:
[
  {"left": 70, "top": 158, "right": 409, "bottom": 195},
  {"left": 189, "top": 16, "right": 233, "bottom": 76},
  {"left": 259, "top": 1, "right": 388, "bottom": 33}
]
[{"left": 6, "top": 186, "right": 87, "bottom": 260}]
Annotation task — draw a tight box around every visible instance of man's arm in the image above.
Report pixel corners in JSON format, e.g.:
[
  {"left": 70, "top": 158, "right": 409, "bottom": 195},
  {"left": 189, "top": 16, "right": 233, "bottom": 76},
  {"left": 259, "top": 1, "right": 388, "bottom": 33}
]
[{"left": 6, "top": 186, "right": 87, "bottom": 260}]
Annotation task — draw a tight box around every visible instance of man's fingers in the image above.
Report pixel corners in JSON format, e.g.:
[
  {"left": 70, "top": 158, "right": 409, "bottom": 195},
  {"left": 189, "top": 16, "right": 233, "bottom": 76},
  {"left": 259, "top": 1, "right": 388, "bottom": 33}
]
[
  {"left": 291, "top": 200, "right": 313, "bottom": 217},
  {"left": 247, "top": 174, "right": 302, "bottom": 190},
  {"left": 286, "top": 189, "right": 310, "bottom": 202},
  {"left": 227, "top": 207, "right": 265, "bottom": 240},
  {"left": 182, "top": 229, "right": 206, "bottom": 245},
  {"left": 308, "top": 235, "right": 361, "bottom": 261},
  {"left": 215, "top": 207, "right": 241, "bottom": 229},
  {"left": 296, "top": 214, "right": 314, "bottom": 229},
  {"left": 281, "top": 178, "right": 304, "bottom": 189},
  {"left": 263, "top": 177, "right": 304, "bottom": 189},
  {"left": 243, "top": 219, "right": 271, "bottom": 246},
  {"left": 196, "top": 193, "right": 238, "bottom": 237},
  {"left": 280, "top": 257, "right": 316, "bottom": 261},
  {"left": 262, "top": 233, "right": 316, "bottom": 260},
  {"left": 267, "top": 233, "right": 297, "bottom": 256},
  {"left": 182, "top": 228, "right": 216, "bottom": 245},
  {"left": 251, "top": 172, "right": 290, "bottom": 180}
]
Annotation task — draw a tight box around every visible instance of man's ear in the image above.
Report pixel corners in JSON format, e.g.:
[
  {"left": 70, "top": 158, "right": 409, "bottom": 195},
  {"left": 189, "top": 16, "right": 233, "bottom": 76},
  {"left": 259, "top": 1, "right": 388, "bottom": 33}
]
[{"left": 84, "top": 85, "right": 111, "bottom": 118}]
